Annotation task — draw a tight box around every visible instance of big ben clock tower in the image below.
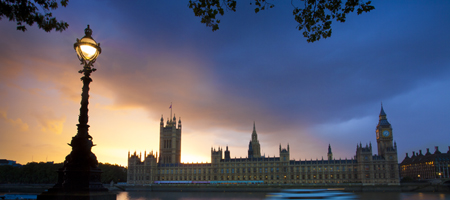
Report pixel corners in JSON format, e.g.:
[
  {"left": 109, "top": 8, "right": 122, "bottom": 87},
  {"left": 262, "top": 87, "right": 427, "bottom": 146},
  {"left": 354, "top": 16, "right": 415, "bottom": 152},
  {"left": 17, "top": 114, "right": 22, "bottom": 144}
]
[{"left": 376, "top": 105, "right": 394, "bottom": 157}]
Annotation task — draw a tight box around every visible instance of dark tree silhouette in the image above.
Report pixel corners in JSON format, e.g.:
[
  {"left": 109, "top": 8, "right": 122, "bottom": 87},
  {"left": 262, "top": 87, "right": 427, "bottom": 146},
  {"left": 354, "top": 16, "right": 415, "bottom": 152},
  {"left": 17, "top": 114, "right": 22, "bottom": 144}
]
[
  {"left": 0, "top": 0, "right": 68, "bottom": 32},
  {"left": 0, "top": 162, "right": 126, "bottom": 184},
  {"left": 2, "top": 0, "right": 374, "bottom": 42},
  {"left": 188, "top": 0, "right": 375, "bottom": 42}
]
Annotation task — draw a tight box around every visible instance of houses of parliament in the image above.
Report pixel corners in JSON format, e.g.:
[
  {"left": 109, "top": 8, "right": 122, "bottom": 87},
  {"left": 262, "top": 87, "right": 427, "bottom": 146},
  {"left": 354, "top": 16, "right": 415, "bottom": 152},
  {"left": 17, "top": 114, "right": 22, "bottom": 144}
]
[{"left": 127, "top": 106, "right": 400, "bottom": 185}]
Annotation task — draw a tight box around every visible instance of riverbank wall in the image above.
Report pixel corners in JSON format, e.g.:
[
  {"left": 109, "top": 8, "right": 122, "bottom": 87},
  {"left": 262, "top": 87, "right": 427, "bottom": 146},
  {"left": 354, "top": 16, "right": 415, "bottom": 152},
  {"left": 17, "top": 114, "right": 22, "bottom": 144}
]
[{"left": 1, "top": 183, "right": 448, "bottom": 193}]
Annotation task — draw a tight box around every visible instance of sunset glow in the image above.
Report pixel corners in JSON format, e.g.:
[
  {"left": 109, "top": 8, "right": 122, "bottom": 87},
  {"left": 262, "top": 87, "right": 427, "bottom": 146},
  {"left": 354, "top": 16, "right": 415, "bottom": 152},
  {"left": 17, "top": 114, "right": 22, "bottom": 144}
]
[{"left": 1, "top": 1, "right": 450, "bottom": 168}]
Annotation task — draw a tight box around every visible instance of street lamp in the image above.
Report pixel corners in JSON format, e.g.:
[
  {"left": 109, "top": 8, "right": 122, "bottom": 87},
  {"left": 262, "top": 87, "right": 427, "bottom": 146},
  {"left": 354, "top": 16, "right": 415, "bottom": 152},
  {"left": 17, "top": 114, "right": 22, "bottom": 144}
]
[{"left": 38, "top": 25, "right": 115, "bottom": 200}]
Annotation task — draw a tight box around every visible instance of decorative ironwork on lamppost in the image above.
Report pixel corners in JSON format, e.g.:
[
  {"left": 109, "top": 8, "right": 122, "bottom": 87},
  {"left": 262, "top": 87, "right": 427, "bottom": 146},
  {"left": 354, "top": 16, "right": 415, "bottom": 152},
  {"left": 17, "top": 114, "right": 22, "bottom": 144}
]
[
  {"left": 73, "top": 24, "right": 101, "bottom": 145},
  {"left": 59, "top": 24, "right": 105, "bottom": 191},
  {"left": 38, "top": 25, "right": 115, "bottom": 200}
]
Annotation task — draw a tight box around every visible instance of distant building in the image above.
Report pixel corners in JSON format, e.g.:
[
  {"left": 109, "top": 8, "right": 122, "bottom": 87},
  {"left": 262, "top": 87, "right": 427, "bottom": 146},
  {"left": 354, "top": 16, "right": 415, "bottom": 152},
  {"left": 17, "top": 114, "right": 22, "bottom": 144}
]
[
  {"left": 400, "top": 146, "right": 450, "bottom": 180},
  {"left": 0, "top": 159, "right": 22, "bottom": 167},
  {"left": 128, "top": 106, "right": 399, "bottom": 185}
]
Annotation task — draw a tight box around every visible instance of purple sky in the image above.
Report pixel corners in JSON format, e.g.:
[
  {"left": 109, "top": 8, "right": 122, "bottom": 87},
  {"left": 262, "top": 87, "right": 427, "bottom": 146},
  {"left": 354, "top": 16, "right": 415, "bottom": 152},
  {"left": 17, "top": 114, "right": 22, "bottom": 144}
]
[{"left": 0, "top": 1, "right": 449, "bottom": 166}]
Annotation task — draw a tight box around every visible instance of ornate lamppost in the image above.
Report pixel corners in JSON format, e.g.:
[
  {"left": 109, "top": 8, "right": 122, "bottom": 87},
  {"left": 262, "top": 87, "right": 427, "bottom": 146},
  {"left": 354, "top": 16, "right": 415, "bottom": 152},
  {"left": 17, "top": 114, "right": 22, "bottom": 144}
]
[{"left": 38, "top": 25, "right": 115, "bottom": 200}]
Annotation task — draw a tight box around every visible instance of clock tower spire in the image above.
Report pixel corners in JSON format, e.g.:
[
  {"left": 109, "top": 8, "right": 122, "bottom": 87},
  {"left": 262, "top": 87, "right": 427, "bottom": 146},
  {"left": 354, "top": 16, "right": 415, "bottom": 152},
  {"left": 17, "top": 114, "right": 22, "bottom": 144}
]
[{"left": 376, "top": 104, "right": 394, "bottom": 157}]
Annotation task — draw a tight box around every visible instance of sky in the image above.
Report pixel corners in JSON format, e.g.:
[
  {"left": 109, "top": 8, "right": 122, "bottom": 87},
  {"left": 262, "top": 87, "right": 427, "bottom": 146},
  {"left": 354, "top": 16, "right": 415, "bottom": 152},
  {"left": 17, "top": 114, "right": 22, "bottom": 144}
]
[{"left": 0, "top": 1, "right": 449, "bottom": 167}]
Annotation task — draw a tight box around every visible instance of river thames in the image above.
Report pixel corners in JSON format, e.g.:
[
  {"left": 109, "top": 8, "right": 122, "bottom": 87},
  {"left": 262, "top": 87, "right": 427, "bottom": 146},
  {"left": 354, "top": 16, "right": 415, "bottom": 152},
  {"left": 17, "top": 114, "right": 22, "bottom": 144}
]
[{"left": 116, "top": 191, "right": 450, "bottom": 200}]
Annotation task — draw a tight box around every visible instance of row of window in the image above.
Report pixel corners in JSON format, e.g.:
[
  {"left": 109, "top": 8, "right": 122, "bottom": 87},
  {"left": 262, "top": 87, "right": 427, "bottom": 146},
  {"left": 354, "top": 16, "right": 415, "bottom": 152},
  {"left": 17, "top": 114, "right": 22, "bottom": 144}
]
[
  {"left": 364, "top": 164, "right": 396, "bottom": 171},
  {"left": 148, "top": 166, "right": 361, "bottom": 174},
  {"left": 154, "top": 173, "right": 361, "bottom": 181}
]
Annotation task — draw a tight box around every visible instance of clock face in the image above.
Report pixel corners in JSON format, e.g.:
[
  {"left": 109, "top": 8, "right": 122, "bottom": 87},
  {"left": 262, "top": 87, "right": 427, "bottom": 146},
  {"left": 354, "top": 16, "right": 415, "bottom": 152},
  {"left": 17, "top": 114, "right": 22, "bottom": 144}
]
[{"left": 383, "top": 130, "right": 390, "bottom": 137}]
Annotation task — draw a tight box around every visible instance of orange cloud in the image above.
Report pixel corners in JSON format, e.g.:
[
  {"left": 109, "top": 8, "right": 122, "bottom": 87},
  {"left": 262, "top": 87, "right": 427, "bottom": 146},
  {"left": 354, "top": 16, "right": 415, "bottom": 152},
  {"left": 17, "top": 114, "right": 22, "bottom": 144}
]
[
  {"left": 33, "top": 109, "right": 66, "bottom": 135},
  {"left": 0, "top": 110, "right": 29, "bottom": 131}
]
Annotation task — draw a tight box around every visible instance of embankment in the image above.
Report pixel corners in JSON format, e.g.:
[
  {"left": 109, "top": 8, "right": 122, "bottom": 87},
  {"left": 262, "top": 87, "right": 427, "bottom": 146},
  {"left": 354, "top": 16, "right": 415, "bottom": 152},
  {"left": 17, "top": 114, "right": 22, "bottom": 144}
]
[{"left": 1, "top": 183, "right": 448, "bottom": 193}]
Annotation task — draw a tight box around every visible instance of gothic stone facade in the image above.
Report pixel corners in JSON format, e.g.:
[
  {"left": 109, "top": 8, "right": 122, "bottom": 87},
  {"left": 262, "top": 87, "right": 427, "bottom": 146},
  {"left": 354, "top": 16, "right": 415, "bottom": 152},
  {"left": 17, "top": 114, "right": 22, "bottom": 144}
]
[
  {"left": 400, "top": 146, "right": 450, "bottom": 180},
  {"left": 127, "top": 106, "right": 400, "bottom": 185}
]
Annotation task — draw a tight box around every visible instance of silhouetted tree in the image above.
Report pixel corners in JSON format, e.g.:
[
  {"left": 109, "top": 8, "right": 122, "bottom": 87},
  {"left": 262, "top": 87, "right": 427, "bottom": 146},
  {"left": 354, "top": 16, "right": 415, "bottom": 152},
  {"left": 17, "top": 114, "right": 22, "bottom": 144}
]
[
  {"left": 98, "top": 163, "right": 127, "bottom": 183},
  {"left": 2, "top": 0, "right": 374, "bottom": 42},
  {"left": 0, "top": 162, "right": 127, "bottom": 184},
  {"left": 188, "top": 0, "right": 375, "bottom": 42},
  {"left": 0, "top": 162, "right": 63, "bottom": 184},
  {"left": 0, "top": 0, "right": 68, "bottom": 32}
]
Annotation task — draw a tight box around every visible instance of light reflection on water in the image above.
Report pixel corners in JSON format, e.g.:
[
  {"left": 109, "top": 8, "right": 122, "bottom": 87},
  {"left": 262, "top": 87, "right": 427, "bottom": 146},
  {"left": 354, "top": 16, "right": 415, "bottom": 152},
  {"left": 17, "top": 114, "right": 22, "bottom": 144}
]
[
  {"left": 116, "top": 191, "right": 266, "bottom": 200},
  {"left": 116, "top": 191, "right": 450, "bottom": 200}
]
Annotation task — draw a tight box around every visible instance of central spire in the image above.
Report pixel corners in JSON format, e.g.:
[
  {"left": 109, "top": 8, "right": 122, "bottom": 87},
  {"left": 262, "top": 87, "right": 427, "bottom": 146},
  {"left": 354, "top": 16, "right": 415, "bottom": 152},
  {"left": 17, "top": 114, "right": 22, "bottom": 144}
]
[
  {"left": 252, "top": 121, "right": 257, "bottom": 141},
  {"left": 249, "top": 122, "right": 261, "bottom": 158},
  {"left": 378, "top": 104, "right": 391, "bottom": 127}
]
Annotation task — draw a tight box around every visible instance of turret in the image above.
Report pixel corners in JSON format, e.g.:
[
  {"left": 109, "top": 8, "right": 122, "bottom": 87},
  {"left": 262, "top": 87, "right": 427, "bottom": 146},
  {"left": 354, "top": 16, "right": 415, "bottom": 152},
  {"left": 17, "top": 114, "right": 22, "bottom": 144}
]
[
  {"left": 211, "top": 147, "right": 223, "bottom": 164},
  {"left": 327, "top": 144, "right": 333, "bottom": 160},
  {"left": 248, "top": 122, "right": 261, "bottom": 158},
  {"left": 279, "top": 144, "right": 290, "bottom": 162},
  {"left": 434, "top": 146, "right": 441, "bottom": 154},
  {"left": 173, "top": 114, "right": 177, "bottom": 126},
  {"left": 224, "top": 146, "right": 230, "bottom": 161}
]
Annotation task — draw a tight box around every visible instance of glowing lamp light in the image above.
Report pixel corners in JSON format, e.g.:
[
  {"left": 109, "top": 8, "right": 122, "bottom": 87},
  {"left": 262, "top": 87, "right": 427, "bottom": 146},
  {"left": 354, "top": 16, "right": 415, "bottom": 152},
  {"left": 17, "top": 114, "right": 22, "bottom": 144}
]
[{"left": 74, "top": 25, "right": 101, "bottom": 62}]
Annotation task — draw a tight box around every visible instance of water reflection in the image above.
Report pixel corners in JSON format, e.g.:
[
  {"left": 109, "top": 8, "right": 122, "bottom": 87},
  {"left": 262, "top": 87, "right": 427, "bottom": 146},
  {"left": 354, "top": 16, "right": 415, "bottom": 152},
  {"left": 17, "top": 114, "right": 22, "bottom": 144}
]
[
  {"left": 117, "top": 191, "right": 267, "bottom": 200},
  {"left": 116, "top": 191, "right": 450, "bottom": 200},
  {"left": 355, "top": 192, "right": 450, "bottom": 200}
]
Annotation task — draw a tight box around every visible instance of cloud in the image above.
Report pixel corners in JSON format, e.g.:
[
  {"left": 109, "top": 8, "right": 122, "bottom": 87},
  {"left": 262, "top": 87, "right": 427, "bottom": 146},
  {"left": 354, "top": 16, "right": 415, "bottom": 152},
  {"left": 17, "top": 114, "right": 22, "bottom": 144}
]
[
  {"left": 33, "top": 109, "right": 66, "bottom": 135},
  {"left": 0, "top": 110, "right": 29, "bottom": 131}
]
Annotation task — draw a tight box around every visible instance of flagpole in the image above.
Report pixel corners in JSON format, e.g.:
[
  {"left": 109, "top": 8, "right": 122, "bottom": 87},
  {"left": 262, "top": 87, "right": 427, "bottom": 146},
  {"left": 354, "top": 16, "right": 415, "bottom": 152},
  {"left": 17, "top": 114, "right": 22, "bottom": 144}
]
[{"left": 170, "top": 102, "right": 172, "bottom": 123}]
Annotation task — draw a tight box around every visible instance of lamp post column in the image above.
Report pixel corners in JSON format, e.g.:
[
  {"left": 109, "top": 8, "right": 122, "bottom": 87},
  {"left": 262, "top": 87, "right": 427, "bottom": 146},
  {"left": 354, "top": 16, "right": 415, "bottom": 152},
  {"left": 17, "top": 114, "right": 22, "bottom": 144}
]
[{"left": 37, "top": 25, "right": 115, "bottom": 200}]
